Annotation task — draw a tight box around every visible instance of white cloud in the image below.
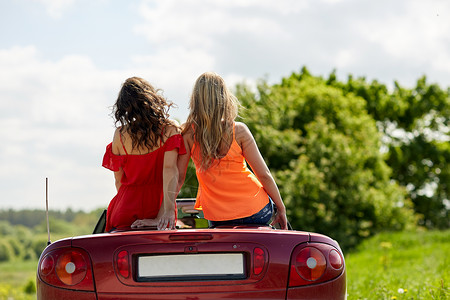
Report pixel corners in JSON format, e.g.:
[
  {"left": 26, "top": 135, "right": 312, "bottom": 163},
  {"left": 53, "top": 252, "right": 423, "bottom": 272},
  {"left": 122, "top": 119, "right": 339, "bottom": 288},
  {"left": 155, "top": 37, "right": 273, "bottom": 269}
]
[
  {"left": 357, "top": 0, "right": 450, "bottom": 71},
  {"left": 135, "top": 0, "right": 293, "bottom": 48},
  {"left": 32, "top": 0, "right": 77, "bottom": 18},
  {"left": 0, "top": 45, "right": 121, "bottom": 210}
]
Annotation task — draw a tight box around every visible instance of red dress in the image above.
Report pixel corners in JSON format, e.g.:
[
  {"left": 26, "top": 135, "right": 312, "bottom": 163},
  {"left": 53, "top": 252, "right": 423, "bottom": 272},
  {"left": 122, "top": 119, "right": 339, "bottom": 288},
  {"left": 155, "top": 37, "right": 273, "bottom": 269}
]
[{"left": 102, "top": 134, "right": 186, "bottom": 232}]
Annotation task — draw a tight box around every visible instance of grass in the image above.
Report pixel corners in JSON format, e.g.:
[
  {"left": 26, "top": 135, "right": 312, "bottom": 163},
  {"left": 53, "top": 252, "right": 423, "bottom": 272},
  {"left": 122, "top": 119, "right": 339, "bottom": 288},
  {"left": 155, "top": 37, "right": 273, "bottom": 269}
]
[
  {"left": 345, "top": 229, "right": 450, "bottom": 300},
  {"left": 0, "top": 230, "right": 448, "bottom": 300},
  {"left": 0, "top": 260, "right": 36, "bottom": 300}
]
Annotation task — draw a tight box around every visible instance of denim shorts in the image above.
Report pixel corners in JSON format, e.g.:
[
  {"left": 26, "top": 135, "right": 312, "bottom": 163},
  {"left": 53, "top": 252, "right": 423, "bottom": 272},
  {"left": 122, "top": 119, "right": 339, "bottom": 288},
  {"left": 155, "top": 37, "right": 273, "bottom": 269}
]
[{"left": 209, "top": 198, "right": 274, "bottom": 228}]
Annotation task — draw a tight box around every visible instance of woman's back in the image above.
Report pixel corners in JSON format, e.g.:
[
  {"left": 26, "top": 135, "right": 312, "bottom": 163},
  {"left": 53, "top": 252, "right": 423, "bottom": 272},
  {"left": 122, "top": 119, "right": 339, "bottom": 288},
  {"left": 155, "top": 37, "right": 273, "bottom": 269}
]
[
  {"left": 108, "top": 125, "right": 178, "bottom": 185},
  {"left": 188, "top": 122, "right": 269, "bottom": 221}
]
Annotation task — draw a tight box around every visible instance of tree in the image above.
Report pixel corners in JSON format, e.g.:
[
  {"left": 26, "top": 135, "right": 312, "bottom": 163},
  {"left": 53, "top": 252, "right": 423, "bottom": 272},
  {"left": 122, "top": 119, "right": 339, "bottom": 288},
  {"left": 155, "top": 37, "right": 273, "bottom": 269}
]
[
  {"left": 329, "top": 74, "right": 450, "bottom": 228},
  {"left": 236, "top": 67, "right": 415, "bottom": 250},
  {"left": 0, "top": 239, "right": 15, "bottom": 262}
]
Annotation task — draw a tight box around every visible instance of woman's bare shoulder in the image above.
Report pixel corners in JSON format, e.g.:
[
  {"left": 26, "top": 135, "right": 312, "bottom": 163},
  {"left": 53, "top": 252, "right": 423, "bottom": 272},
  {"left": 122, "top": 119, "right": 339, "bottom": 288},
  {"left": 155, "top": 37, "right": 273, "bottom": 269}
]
[
  {"left": 165, "top": 119, "right": 182, "bottom": 136},
  {"left": 179, "top": 122, "right": 194, "bottom": 144},
  {"left": 180, "top": 122, "right": 193, "bottom": 134},
  {"left": 234, "top": 121, "right": 248, "bottom": 131},
  {"left": 112, "top": 128, "right": 124, "bottom": 154},
  {"left": 234, "top": 122, "right": 252, "bottom": 141},
  {"left": 167, "top": 119, "right": 181, "bottom": 127}
]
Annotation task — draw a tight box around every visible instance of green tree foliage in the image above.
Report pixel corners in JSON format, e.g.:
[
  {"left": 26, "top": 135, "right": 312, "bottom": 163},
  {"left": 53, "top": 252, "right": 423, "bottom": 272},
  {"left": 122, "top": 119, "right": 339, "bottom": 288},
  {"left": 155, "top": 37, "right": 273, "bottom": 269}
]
[
  {"left": 0, "top": 221, "right": 41, "bottom": 261},
  {"left": 235, "top": 67, "right": 415, "bottom": 250},
  {"left": 0, "top": 239, "right": 15, "bottom": 262},
  {"left": 0, "top": 221, "right": 14, "bottom": 236},
  {"left": 177, "top": 161, "right": 199, "bottom": 199},
  {"left": 328, "top": 73, "right": 450, "bottom": 228},
  {"left": 30, "top": 238, "right": 49, "bottom": 259},
  {"left": 0, "top": 208, "right": 102, "bottom": 262},
  {"left": 0, "top": 208, "right": 88, "bottom": 228},
  {"left": 6, "top": 237, "right": 25, "bottom": 259}
]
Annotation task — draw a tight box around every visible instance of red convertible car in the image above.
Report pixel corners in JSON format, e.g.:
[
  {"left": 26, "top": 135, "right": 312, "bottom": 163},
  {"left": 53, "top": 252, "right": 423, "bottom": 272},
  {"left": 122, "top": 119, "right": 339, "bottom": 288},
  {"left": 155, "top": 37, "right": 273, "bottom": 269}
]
[{"left": 37, "top": 199, "right": 346, "bottom": 299}]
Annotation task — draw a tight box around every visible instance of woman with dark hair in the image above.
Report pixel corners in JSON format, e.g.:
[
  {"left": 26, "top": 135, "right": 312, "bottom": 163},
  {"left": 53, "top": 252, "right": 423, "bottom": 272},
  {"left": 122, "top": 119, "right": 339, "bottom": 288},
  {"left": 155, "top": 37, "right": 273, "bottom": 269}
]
[
  {"left": 177, "top": 72, "right": 287, "bottom": 229},
  {"left": 102, "top": 77, "right": 185, "bottom": 232}
]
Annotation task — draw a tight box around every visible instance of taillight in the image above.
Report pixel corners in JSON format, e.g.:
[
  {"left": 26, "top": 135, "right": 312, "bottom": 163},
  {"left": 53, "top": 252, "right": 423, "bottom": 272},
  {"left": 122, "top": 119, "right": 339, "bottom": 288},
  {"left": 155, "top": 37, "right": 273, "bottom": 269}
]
[
  {"left": 253, "top": 247, "right": 265, "bottom": 275},
  {"left": 289, "top": 244, "right": 344, "bottom": 287},
  {"left": 38, "top": 247, "right": 94, "bottom": 291},
  {"left": 116, "top": 250, "right": 130, "bottom": 278},
  {"left": 40, "top": 254, "right": 54, "bottom": 276},
  {"left": 296, "top": 247, "right": 326, "bottom": 281},
  {"left": 329, "top": 249, "right": 343, "bottom": 270},
  {"left": 56, "top": 250, "right": 88, "bottom": 285}
]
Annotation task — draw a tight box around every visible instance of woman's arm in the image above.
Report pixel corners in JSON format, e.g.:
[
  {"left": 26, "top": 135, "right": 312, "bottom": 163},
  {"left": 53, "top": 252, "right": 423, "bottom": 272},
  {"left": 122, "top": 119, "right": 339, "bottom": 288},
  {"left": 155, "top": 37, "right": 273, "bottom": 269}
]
[
  {"left": 158, "top": 148, "right": 179, "bottom": 230},
  {"left": 236, "top": 122, "right": 288, "bottom": 229},
  {"left": 157, "top": 124, "right": 182, "bottom": 230},
  {"left": 111, "top": 128, "right": 124, "bottom": 191},
  {"left": 176, "top": 126, "right": 192, "bottom": 195},
  {"left": 113, "top": 169, "right": 123, "bottom": 191}
]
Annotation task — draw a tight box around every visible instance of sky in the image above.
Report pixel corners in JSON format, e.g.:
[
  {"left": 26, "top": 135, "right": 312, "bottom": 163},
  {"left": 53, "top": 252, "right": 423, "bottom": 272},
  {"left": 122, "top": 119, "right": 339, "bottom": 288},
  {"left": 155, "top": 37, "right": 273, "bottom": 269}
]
[{"left": 0, "top": 0, "right": 449, "bottom": 212}]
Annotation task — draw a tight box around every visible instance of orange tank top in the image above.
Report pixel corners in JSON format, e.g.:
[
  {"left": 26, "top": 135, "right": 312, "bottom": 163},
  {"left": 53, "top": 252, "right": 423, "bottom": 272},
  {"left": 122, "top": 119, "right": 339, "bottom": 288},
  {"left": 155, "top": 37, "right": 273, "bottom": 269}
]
[{"left": 191, "top": 123, "right": 269, "bottom": 221}]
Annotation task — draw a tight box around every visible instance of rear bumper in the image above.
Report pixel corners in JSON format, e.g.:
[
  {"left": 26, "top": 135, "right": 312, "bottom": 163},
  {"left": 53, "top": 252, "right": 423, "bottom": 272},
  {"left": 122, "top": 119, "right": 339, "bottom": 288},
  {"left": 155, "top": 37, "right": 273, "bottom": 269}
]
[
  {"left": 287, "top": 270, "right": 346, "bottom": 300},
  {"left": 97, "top": 289, "right": 286, "bottom": 299},
  {"left": 37, "top": 280, "right": 96, "bottom": 300}
]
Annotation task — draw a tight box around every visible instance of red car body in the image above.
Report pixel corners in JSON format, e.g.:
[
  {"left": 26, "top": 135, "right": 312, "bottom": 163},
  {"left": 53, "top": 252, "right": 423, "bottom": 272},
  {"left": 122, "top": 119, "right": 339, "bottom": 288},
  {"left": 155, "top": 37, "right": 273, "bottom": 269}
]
[{"left": 37, "top": 199, "right": 346, "bottom": 299}]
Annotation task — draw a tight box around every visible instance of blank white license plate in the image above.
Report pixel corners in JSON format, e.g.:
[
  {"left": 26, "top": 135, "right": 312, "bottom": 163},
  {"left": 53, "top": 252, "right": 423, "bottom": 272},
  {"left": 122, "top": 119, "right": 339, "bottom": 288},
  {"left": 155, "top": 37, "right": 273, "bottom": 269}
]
[{"left": 137, "top": 253, "right": 245, "bottom": 281}]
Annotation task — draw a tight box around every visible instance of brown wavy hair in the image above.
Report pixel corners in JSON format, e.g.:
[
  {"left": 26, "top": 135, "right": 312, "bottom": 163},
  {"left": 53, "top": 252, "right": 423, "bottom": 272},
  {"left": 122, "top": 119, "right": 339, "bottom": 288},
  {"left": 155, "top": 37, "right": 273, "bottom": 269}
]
[
  {"left": 113, "top": 77, "right": 173, "bottom": 150},
  {"left": 184, "top": 72, "right": 239, "bottom": 171}
]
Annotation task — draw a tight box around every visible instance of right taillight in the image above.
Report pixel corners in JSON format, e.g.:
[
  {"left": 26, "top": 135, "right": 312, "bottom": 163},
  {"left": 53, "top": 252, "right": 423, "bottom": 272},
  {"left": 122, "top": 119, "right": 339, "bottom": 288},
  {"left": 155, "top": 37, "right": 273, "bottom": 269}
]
[
  {"left": 295, "top": 247, "right": 327, "bottom": 281},
  {"left": 289, "top": 243, "right": 344, "bottom": 287},
  {"left": 329, "top": 249, "right": 343, "bottom": 269}
]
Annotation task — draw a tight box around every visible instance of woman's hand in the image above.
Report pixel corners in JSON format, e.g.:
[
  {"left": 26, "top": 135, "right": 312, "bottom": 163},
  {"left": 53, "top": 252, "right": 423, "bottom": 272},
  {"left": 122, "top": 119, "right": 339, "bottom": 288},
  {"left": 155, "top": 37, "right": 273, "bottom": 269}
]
[
  {"left": 156, "top": 210, "right": 176, "bottom": 230},
  {"left": 131, "top": 218, "right": 158, "bottom": 229},
  {"left": 131, "top": 211, "right": 176, "bottom": 230},
  {"left": 270, "top": 210, "right": 288, "bottom": 230}
]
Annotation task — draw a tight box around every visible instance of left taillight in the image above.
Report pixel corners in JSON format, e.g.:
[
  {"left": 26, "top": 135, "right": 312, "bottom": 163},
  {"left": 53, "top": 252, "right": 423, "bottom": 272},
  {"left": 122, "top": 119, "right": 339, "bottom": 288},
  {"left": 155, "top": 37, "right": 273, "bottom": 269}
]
[
  {"left": 38, "top": 247, "right": 94, "bottom": 291},
  {"left": 288, "top": 243, "right": 344, "bottom": 287}
]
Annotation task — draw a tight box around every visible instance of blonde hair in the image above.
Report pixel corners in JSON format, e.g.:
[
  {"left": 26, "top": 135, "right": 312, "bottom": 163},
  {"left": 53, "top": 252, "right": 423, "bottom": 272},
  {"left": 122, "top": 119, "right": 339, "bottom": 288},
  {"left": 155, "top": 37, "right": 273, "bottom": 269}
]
[{"left": 184, "top": 72, "right": 239, "bottom": 171}]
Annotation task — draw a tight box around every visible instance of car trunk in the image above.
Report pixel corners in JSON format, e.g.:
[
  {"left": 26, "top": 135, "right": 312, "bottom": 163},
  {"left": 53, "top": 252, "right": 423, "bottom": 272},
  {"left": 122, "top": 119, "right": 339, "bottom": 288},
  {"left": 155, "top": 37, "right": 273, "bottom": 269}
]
[{"left": 72, "top": 227, "right": 311, "bottom": 299}]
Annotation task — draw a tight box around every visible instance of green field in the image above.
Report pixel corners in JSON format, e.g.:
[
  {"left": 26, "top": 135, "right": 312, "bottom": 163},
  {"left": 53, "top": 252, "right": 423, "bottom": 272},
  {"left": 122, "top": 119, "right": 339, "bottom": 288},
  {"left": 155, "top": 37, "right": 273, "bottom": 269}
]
[
  {"left": 0, "top": 230, "right": 448, "bottom": 300},
  {"left": 346, "top": 230, "right": 449, "bottom": 300},
  {"left": 0, "top": 260, "right": 36, "bottom": 300}
]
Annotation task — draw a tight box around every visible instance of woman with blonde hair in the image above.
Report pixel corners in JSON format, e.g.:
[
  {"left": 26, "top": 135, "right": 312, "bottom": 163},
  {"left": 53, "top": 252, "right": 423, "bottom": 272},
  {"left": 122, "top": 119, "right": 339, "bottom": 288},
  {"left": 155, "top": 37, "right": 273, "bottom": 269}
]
[
  {"left": 177, "top": 72, "right": 287, "bottom": 229},
  {"left": 102, "top": 77, "right": 186, "bottom": 232}
]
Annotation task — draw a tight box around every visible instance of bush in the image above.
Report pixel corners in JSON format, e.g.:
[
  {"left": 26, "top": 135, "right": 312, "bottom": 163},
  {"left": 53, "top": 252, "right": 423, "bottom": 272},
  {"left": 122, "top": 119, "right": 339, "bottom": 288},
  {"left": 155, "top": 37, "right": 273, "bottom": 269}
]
[
  {"left": 23, "top": 279, "right": 36, "bottom": 294},
  {"left": 0, "top": 240, "right": 15, "bottom": 262},
  {"left": 30, "top": 237, "right": 49, "bottom": 259},
  {"left": 5, "top": 237, "right": 25, "bottom": 260},
  {"left": 0, "top": 221, "right": 14, "bottom": 236}
]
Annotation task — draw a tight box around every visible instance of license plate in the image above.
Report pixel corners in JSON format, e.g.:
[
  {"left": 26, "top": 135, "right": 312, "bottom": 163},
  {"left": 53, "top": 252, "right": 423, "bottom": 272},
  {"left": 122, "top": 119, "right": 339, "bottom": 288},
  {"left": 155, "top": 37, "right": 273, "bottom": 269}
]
[{"left": 137, "top": 253, "right": 245, "bottom": 281}]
